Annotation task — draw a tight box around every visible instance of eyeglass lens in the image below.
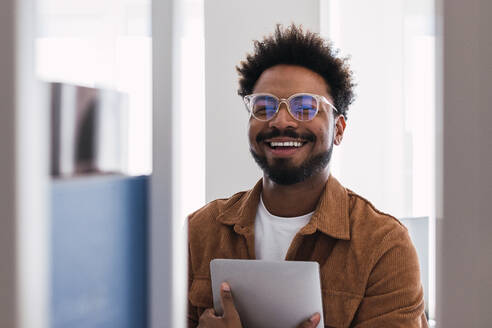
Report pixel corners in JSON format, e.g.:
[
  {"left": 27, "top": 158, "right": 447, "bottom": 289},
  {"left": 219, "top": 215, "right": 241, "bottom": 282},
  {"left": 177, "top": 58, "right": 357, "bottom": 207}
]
[{"left": 251, "top": 95, "right": 318, "bottom": 121}]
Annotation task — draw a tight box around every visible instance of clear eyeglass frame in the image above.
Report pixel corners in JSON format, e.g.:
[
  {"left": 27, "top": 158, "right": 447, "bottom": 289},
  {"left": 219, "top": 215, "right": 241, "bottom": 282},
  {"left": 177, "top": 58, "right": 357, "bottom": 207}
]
[{"left": 243, "top": 92, "right": 340, "bottom": 122}]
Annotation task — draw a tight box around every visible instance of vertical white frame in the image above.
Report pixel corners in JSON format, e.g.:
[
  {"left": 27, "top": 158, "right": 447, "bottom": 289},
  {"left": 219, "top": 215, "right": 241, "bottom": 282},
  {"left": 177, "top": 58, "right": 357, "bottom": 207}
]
[
  {"left": 151, "top": 0, "right": 187, "bottom": 328},
  {"left": 150, "top": 0, "right": 174, "bottom": 325},
  {"left": 0, "top": 0, "right": 50, "bottom": 326}
]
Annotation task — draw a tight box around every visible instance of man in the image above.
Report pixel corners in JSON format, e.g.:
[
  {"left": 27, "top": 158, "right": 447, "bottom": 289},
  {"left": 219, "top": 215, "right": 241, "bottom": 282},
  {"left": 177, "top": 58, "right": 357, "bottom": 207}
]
[{"left": 188, "top": 25, "right": 427, "bottom": 328}]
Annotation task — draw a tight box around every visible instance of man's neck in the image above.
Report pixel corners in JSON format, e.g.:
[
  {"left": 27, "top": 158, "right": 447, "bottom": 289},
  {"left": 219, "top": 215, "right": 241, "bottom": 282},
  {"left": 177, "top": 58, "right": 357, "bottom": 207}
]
[{"left": 261, "top": 170, "right": 330, "bottom": 217}]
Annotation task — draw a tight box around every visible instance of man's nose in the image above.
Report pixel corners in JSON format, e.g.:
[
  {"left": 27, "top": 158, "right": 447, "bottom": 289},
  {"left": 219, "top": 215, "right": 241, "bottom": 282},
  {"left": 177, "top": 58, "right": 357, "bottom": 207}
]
[{"left": 268, "top": 103, "right": 299, "bottom": 130}]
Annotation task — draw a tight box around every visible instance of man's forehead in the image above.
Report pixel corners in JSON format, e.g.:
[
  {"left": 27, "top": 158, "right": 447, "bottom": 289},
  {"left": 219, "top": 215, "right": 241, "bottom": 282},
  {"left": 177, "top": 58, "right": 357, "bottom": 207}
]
[{"left": 252, "top": 64, "right": 332, "bottom": 99}]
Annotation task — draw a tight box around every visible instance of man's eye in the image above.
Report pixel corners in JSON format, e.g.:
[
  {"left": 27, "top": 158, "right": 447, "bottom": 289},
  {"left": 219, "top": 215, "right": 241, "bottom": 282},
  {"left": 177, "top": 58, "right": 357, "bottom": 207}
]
[{"left": 292, "top": 105, "right": 311, "bottom": 112}]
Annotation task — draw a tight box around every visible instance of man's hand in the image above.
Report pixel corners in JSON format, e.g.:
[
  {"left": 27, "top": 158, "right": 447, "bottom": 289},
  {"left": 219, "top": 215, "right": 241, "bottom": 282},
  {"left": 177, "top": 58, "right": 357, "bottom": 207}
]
[
  {"left": 296, "top": 313, "right": 321, "bottom": 328},
  {"left": 197, "top": 282, "right": 321, "bottom": 328},
  {"left": 197, "top": 282, "right": 242, "bottom": 328}
]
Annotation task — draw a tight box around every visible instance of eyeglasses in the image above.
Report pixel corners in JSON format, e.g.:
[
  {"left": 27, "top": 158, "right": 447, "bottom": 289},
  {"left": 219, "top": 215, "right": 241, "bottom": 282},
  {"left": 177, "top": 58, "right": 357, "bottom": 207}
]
[{"left": 243, "top": 92, "right": 339, "bottom": 122}]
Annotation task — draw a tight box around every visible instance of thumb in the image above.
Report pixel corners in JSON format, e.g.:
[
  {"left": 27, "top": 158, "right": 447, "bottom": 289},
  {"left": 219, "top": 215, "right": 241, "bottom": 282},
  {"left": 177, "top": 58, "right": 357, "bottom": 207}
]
[
  {"left": 220, "top": 282, "right": 239, "bottom": 320},
  {"left": 297, "top": 313, "right": 321, "bottom": 328}
]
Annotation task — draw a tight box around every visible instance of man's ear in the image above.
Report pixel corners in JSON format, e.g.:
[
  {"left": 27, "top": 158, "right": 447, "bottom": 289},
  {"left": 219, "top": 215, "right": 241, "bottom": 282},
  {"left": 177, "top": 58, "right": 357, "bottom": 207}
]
[{"left": 333, "top": 115, "right": 346, "bottom": 145}]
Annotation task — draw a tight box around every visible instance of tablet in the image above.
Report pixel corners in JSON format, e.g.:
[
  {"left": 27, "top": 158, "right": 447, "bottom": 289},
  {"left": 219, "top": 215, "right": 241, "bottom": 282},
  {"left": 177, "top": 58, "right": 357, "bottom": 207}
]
[{"left": 210, "top": 259, "right": 324, "bottom": 328}]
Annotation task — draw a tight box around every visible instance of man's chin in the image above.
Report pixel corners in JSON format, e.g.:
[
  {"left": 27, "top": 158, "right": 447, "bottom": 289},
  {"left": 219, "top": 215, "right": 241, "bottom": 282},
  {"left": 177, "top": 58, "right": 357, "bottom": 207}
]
[
  {"left": 266, "top": 157, "right": 296, "bottom": 168},
  {"left": 250, "top": 149, "right": 333, "bottom": 186},
  {"left": 266, "top": 167, "right": 307, "bottom": 185}
]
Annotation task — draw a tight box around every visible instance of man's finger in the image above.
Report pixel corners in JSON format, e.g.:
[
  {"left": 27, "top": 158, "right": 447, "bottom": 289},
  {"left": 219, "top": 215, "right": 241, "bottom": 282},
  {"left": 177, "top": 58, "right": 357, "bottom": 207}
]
[
  {"left": 203, "top": 308, "right": 217, "bottom": 318},
  {"left": 297, "top": 313, "right": 321, "bottom": 328},
  {"left": 198, "top": 308, "right": 220, "bottom": 327},
  {"left": 219, "top": 282, "right": 239, "bottom": 320}
]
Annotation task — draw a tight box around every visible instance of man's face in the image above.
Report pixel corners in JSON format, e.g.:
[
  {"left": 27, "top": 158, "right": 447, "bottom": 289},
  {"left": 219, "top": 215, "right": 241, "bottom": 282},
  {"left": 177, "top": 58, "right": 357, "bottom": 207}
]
[{"left": 248, "top": 64, "right": 344, "bottom": 185}]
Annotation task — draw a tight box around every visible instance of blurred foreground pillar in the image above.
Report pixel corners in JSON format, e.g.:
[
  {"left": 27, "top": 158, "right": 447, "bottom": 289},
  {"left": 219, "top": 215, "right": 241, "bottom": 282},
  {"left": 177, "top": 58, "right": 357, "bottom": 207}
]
[
  {"left": 436, "top": 0, "right": 492, "bottom": 326},
  {"left": 0, "top": 0, "right": 50, "bottom": 327}
]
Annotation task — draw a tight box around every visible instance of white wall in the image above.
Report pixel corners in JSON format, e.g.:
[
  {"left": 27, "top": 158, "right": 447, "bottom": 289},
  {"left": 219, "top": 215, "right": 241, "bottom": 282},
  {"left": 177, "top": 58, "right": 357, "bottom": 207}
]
[
  {"left": 328, "top": 0, "right": 406, "bottom": 216},
  {"left": 326, "top": 0, "right": 436, "bottom": 220},
  {"left": 436, "top": 0, "right": 492, "bottom": 326},
  {"left": 0, "top": 0, "right": 50, "bottom": 327},
  {"left": 204, "top": 0, "right": 321, "bottom": 201}
]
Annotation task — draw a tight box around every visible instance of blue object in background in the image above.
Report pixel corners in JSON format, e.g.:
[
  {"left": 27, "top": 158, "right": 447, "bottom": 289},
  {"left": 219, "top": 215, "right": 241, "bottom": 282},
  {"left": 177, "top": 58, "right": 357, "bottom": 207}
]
[{"left": 51, "top": 175, "right": 148, "bottom": 328}]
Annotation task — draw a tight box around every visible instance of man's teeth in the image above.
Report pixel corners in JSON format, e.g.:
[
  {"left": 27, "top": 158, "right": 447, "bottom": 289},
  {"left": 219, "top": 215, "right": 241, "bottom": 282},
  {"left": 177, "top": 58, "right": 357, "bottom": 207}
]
[{"left": 269, "top": 141, "right": 303, "bottom": 147}]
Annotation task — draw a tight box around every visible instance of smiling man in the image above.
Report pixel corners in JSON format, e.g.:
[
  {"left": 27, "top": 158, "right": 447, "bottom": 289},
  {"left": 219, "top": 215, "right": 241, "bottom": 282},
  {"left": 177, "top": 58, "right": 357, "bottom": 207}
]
[{"left": 188, "top": 25, "right": 427, "bottom": 328}]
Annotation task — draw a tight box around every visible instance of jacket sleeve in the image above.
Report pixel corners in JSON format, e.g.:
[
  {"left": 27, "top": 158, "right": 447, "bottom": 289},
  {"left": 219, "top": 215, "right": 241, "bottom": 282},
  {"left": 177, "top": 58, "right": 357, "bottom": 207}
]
[
  {"left": 351, "top": 227, "right": 428, "bottom": 327},
  {"left": 188, "top": 242, "right": 199, "bottom": 328}
]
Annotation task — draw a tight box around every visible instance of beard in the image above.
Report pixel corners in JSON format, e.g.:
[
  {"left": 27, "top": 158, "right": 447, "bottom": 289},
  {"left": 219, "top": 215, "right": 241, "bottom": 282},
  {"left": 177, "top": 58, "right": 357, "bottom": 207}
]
[{"left": 250, "top": 142, "right": 333, "bottom": 185}]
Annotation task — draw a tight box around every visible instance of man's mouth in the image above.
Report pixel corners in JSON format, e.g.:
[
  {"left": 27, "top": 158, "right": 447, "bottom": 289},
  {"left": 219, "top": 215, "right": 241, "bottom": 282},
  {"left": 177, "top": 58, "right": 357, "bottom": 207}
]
[
  {"left": 256, "top": 128, "right": 315, "bottom": 144},
  {"left": 267, "top": 140, "right": 306, "bottom": 149},
  {"left": 256, "top": 129, "right": 314, "bottom": 156},
  {"left": 262, "top": 138, "right": 309, "bottom": 157}
]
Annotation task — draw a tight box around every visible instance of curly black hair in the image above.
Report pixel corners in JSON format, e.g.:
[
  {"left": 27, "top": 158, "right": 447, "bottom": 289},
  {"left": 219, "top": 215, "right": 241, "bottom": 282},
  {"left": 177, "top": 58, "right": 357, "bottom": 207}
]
[{"left": 236, "top": 24, "right": 355, "bottom": 119}]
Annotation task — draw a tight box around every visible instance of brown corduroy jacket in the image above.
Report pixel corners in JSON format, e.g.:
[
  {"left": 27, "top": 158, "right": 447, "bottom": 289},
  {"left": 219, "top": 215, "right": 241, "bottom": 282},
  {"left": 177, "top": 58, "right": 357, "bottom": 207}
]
[{"left": 188, "top": 175, "right": 428, "bottom": 327}]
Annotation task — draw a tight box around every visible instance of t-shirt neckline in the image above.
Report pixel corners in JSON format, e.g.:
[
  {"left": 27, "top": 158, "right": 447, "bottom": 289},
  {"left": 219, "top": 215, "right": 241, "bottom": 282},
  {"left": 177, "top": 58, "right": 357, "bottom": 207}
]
[{"left": 259, "top": 194, "right": 315, "bottom": 221}]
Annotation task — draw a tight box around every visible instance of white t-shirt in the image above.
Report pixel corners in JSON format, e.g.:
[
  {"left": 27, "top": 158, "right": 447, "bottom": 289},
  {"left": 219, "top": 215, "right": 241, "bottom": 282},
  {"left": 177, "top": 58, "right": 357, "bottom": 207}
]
[{"left": 254, "top": 195, "right": 314, "bottom": 261}]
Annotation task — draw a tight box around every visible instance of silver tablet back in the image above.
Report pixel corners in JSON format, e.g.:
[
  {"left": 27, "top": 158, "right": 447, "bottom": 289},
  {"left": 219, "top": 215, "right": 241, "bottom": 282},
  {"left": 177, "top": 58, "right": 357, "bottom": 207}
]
[{"left": 210, "top": 259, "right": 324, "bottom": 328}]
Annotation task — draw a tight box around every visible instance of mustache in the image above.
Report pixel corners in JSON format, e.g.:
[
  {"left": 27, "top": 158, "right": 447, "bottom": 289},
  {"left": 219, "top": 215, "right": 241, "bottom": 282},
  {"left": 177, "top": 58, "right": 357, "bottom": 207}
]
[{"left": 255, "top": 128, "right": 316, "bottom": 143}]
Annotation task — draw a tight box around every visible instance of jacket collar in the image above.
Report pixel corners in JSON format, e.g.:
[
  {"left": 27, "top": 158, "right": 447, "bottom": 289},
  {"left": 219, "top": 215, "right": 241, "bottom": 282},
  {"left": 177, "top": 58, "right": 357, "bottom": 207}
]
[{"left": 216, "top": 175, "right": 351, "bottom": 240}]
